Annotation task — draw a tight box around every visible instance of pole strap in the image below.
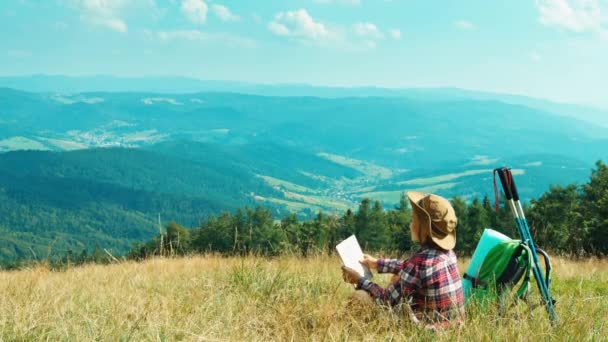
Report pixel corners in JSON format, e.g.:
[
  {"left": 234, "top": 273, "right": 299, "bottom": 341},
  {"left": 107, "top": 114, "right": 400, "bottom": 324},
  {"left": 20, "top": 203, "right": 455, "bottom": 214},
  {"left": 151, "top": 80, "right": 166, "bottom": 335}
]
[{"left": 493, "top": 169, "right": 500, "bottom": 213}]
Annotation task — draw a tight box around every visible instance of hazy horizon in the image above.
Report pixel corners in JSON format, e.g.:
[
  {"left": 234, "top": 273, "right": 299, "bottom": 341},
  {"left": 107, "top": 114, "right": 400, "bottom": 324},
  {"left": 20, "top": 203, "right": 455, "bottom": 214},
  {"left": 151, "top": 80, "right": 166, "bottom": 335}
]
[{"left": 3, "top": 73, "right": 608, "bottom": 113}]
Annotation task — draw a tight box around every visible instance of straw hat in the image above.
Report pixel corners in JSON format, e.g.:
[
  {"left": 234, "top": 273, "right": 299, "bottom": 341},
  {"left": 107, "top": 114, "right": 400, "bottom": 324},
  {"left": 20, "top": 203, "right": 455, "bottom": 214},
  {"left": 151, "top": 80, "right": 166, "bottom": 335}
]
[{"left": 407, "top": 192, "right": 458, "bottom": 250}]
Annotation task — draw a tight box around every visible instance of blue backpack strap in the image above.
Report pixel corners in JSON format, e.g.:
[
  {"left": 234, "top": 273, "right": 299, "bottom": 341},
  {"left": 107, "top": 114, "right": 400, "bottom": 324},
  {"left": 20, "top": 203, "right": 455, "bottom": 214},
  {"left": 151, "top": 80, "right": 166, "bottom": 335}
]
[
  {"left": 463, "top": 273, "right": 487, "bottom": 288},
  {"left": 515, "top": 244, "right": 533, "bottom": 300}
]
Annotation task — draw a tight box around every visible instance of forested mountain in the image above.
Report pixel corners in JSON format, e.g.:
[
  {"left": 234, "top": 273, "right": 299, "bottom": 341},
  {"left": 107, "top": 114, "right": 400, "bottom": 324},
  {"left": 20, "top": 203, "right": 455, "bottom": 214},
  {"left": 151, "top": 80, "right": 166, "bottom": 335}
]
[
  {"left": 1, "top": 83, "right": 607, "bottom": 263},
  {"left": 0, "top": 142, "right": 363, "bottom": 261},
  {"left": 0, "top": 147, "right": 271, "bottom": 261}
]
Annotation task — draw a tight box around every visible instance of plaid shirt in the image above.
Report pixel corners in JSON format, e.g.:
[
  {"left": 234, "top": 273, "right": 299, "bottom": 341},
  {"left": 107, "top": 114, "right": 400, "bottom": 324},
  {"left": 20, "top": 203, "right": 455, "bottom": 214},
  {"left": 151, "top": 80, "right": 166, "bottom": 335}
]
[{"left": 357, "top": 248, "right": 465, "bottom": 323}]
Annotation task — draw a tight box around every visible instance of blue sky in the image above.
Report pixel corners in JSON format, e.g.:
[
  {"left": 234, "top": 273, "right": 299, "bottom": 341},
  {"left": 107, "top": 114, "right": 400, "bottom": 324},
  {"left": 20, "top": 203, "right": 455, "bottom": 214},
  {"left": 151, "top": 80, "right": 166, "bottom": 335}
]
[{"left": 1, "top": 0, "right": 607, "bottom": 107}]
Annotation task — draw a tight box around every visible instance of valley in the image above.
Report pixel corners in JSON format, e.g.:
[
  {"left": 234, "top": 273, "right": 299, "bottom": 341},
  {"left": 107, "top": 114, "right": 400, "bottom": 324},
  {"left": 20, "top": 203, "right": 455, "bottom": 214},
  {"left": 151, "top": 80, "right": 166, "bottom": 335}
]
[{"left": 0, "top": 85, "right": 606, "bottom": 261}]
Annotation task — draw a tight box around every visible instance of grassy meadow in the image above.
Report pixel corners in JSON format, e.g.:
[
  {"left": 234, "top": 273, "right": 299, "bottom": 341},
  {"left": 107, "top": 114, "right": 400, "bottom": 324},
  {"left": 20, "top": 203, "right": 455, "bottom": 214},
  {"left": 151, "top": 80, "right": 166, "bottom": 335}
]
[{"left": 0, "top": 255, "right": 606, "bottom": 341}]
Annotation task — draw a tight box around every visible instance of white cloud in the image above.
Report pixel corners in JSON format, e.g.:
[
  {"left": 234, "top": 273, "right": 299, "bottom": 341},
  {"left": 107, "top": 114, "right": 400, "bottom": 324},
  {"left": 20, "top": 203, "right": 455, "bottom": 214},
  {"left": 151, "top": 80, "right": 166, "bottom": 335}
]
[
  {"left": 353, "top": 22, "right": 384, "bottom": 39},
  {"left": 69, "top": 0, "right": 159, "bottom": 33},
  {"left": 352, "top": 22, "right": 384, "bottom": 49},
  {"left": 212, "top": 4, "right": 239, "bottom": 22},
  {"left": 268, "top": 22, "right": 290, "bottom": 36},
  {"left": 389, "top": 29, "right": 401, "bottom": 39},
  {"left": 535, "top": 0, "right": 607, "bottom": 38},
  {"left": 267, "top": 9, "right": 335, "bottom": 42},
  {"left": 181, "top": 0, "right": 208, "bottom": 24},
  {"left": 267, "top": 9, "right": 400, "bottom": 49},
  {"left": 72, "top": 0, "right": 128, "bottom": 32},
  {"left": 454, "top": 20, "right": 475, "bottom": 30},
  {"left": 100, "top": 17, "right": 128, "bottom": 32}
]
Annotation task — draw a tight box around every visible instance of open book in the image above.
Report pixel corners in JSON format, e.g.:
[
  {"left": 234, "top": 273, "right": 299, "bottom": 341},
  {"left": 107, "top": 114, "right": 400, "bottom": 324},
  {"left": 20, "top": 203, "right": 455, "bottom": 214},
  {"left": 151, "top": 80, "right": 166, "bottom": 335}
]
[{"left": 336, "top": 235, "right": 372, "bottom": 280}]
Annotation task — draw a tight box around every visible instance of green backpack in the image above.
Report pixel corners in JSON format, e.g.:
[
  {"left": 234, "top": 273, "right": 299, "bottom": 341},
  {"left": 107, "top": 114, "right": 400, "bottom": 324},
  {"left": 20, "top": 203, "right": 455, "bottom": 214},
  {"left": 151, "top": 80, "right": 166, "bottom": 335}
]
[{"left": 466, "top": 240, "right": 552, "bottom": 301}]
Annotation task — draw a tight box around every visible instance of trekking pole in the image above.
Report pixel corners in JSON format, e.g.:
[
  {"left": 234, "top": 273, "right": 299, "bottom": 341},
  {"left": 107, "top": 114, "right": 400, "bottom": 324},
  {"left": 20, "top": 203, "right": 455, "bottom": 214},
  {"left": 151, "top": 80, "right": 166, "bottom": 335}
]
[{"left": 495, "top": 167, "right": 558, "bottom": 325}]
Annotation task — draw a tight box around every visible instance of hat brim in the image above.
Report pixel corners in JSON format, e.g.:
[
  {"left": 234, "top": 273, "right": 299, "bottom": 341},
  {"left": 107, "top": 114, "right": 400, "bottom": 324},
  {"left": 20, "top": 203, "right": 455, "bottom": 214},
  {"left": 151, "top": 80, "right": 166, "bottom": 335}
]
[
  {"left": 407, "top": 191, "right": 456, "bottom": 250},
  {"left": 407, "top": 192, "right": 431, "bottom": 245},
  {"left": 431, "top": 228, "right": 456, "bottom": 250}
]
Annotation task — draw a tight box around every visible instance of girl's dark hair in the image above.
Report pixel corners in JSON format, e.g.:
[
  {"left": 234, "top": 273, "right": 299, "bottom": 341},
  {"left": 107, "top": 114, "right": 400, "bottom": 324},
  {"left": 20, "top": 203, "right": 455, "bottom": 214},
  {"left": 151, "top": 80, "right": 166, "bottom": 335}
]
[{"left": 421, "top": 239, "right": 447, "bottom": 251}]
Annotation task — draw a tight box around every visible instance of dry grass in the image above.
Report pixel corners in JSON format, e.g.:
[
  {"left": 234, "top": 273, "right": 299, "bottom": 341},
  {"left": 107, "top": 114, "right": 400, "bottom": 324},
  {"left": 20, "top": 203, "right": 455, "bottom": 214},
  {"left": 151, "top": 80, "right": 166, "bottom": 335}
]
[{"left": 1, "top": 255, "right": 607, "bottom": 341}]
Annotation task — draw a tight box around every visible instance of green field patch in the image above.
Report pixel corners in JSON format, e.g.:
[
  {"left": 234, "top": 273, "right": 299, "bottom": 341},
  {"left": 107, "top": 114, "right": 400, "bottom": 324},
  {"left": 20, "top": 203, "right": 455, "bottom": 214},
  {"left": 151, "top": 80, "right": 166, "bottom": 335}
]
[
  {"left": 298, "top": 171, "right": 337, "bottom": 185},
  {"left": 0, "top": 136, "right": 50, "bottom": 151},
  {"left": 396, "top": 169, "right": 525, "bottom": 186},
  {"left": 282, "top": 191, "right": 351, "bottom": 211},
  {"left": 122, "top": 130, "right": 166, "bottom": 143},
  {"left": 351, "top": 185, "right": 377, "bottom": 193},
  {"left": 396, "top": 169, "right": 491, "bottom": 186},
  {"left": 254, "top": 195, "right": 323, "bottom": 212},
  {"left": 258, "top": 175, "right": 352, "bottom": 211},
  {"left": 257, "top": 175, "right": 317, "bottom": 194},
  {"left": 359, "top": 182, "right": 459, "bottom": 203},
  {"left": 317, "top": 152, "right": 393, "bottom": 179},
  {"left": 255, "top": 192, "right": 350, "bottom": 213},
  {"left": 38, "top": 137, "right": 88, "bottom": 151}
]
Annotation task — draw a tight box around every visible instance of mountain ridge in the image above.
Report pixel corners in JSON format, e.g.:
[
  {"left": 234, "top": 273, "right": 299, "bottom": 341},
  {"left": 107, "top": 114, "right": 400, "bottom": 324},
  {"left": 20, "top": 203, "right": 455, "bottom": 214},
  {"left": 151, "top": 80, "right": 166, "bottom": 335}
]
[{"left": 1, "top": 75, "right": 607, "bottom": 127}]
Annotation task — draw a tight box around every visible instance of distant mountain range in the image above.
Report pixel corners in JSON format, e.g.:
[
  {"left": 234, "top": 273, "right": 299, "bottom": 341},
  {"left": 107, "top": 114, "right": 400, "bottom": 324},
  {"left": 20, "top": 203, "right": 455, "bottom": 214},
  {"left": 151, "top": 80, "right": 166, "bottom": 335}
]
[
  {"left": 0, "top": 76, "right": 607, "bottom": 262},
  {"left": 2, "top": 75, "right": 607, "bottom": 127}
]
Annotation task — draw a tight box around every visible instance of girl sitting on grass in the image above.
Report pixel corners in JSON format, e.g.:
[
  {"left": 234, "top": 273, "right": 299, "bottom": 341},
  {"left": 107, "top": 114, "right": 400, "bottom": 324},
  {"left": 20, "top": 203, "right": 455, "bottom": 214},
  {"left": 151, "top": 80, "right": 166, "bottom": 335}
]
[{"left": 341, "top": 192, "right": 465, "bottom": 329}]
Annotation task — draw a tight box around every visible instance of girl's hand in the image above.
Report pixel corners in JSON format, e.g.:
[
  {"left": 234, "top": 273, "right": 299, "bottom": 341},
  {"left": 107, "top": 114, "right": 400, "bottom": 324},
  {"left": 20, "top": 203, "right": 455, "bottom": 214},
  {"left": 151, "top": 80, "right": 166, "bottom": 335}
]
[
  {"left": 341, "top": 266, "right": 362, "bottom": 284},
  {"left": 360, "top": 254, "right": 378, "bottom": 270}
]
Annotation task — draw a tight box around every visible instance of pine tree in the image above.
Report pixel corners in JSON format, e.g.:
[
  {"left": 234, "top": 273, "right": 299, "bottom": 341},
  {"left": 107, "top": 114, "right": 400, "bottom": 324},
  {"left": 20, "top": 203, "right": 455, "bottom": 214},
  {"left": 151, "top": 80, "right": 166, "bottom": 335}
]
[
  {"left": 339, "top": 209, "right": 356, "bottom": 239},
  {"left": 325, "top": 214, "right": 341, "bottom": 255},
  {"left": 581, "top": 161, "right": 608, "bottom": 254},
  {"left": 465, "top": 198, "right": 489, "bottom": 254},
  {"left": 232, "top": 208, "right": 249, "bottom": 254},
  {"left": 355, "top": 198, "right": 373, "bottom": 249},
  {"left": 166, "top": 221, "right": 190, "bottom": 255},
  {"left": 366, "top": 200, "right": 389, "bottom": 251},
  {"left": 280, "top": 213, "right": 301, "bottom": 253},
  {"left": 193, "top": 213, "right": 233, "bottom": 254},
  {"left": 451, "top": 197, "right": 469, "bottom": 252},
  {"left": 250, "top": 206, "right": 285, "bottom": 255},
  {"left": 388, "top": 192, "right": 412, "bottom": 254},
  {"left": 527, "top": 185, "right": 581, "bottom": 253}
]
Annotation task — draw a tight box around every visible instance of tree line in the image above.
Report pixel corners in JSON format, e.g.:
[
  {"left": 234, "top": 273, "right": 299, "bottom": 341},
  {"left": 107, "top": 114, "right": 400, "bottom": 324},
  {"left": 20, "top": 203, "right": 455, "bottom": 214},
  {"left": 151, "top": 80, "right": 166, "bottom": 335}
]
[
  {"left": 3, "top": 161, "right": 606, "bottom": 270},
  {"left": 128, "top": 161, "right": 608, "bottom": 259}
]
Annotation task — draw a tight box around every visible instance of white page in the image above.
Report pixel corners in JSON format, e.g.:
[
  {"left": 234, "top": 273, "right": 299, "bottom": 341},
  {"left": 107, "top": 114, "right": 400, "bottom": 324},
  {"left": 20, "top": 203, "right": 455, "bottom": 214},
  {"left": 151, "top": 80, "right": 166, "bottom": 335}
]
[{"left": 336, "top": 235, "right": 372, "bottom": 279}]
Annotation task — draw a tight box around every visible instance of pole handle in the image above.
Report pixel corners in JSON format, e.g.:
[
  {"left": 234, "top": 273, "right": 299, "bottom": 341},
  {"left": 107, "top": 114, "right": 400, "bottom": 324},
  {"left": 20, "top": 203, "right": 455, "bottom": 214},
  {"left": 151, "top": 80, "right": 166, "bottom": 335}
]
[
  {"left": 495, "top": 167, "right": 521, "bottom": 201},
  {"left": 495, "top": 167, "right": 513, "bottom": 200},
  {"left": 509, "top": 170, "right": 520, "bottom": 202}
]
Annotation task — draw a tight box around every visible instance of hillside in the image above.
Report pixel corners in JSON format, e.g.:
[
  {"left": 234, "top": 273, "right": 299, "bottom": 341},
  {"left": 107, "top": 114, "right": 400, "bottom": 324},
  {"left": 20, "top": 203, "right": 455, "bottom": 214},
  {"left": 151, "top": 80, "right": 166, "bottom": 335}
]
[
  {"left": 0, "top": 147, "right": 275, "bottom": 261},
  {"left": 1, "top": 86, "right": 607, "bottom": 261},
  {"left": 0, "top": 142, "right": 364, "bottom": 261}
]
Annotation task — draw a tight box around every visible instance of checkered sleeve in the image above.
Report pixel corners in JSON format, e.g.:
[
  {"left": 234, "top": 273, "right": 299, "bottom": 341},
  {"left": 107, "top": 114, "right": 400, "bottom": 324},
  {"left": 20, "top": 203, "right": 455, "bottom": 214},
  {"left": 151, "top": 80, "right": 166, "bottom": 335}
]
[
  {"left": 377, "top": 258, "right": 404, "bottom": 274},
  {"left": 357, "top": 258, "right": 420, "bottom": 307}
]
